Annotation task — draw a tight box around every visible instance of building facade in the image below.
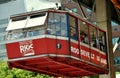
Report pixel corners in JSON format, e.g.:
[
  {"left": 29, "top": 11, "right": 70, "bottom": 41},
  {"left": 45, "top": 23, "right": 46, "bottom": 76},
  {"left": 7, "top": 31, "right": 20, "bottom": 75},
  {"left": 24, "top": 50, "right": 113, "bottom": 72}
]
[
  {"left": 112, "top": 25, "right": 120, "bottom": 69},
  {"left": 0, "top": 0, "right": 26, "bottom": 60}
]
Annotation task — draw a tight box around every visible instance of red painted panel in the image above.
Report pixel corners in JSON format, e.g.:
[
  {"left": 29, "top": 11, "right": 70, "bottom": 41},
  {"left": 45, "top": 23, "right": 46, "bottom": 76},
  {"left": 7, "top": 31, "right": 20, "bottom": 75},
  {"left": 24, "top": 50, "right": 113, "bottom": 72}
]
[
  {"left": 45, "top": 38, "right": 57, "bottom": 54},
  {"left": 6, "top": 42, "right": 22, "bottom": 59},
  {"left": 6, "top": 38, "right": 47, "bottom": 59},
  {"left": 80, "top": 44, "right": 90, "bottom": 61},
  {"left": 45, "top": 38, "right": 69, "bottom": 55},
  {"left": 6, "top": 37, "right": 108, "bottom": 69},
  {"left": 90, "top": 49, "right": 100, "bottom": 65},
  {"left": 100, "top": 52, "right": 108, "bottom": 68},
  {"left": 71, "top": 42, "right": 80, "bottom": 58},
  {"left": 33, "top": 38, "right": 47, "bottom": 55},
  {"left": 56, "top": 39, "right": 69, "bottom": 55},
  {"left": 6, "top": 38, "right": 69, "bottom": 59}
]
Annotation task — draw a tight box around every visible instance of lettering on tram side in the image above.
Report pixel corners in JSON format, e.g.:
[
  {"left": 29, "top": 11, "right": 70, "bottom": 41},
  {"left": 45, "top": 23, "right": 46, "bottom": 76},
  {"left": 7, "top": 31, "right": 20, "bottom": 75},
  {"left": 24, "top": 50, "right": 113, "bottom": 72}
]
[
  {"left": 91, "top": 53, "right": 95, "bottom": 59},
  {"left": 71, "top": 46, "right": 107, "bottom": 65},
  {"left": 101, "top": 58, "right": 107, "bottom": 64},
  {"left": 81, "top": 49, "right": 90, "bottom": 58},
  {"left": 19, "top": 40, "right": 35, "bottom": 56},
  {"left": 71, "top": 46, "right": 79, "bottom": 54}
]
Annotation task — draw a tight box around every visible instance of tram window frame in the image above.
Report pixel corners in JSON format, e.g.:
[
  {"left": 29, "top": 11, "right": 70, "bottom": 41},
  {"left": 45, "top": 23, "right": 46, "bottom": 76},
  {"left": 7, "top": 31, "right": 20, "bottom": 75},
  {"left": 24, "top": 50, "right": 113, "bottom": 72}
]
[
  {"left": 6, "top": 25, "right": 47, "bottom": 40},
  {"left": 33, "top": 30, "right": 40, "bottom": 36},
  {"left": 7, "top": 29, "right": 24, "bottom": 40},
  {"left": 98, "top": 30, "right": 106, "bottom": 52},
  {"left": 26, "top": 26, "right": 45, "bottom": 37},
  {"left": 47, "top": 12, "right": 67, "bottom": 37},
  {"left": 79, "top": 20, "right": 89, "bottom": 44},
  {"left": 69, "top": 15, "right": 78, "bottom": 40},
  {"left": 89, "top": 25, "right": 98, "bottom": 48}
]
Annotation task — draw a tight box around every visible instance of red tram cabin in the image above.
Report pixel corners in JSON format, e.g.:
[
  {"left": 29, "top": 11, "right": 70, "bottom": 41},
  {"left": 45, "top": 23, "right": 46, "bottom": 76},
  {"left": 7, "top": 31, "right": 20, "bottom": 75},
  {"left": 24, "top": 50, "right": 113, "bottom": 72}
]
[{"left": 6, "top": 9, "right": 109, "bottom": 77}]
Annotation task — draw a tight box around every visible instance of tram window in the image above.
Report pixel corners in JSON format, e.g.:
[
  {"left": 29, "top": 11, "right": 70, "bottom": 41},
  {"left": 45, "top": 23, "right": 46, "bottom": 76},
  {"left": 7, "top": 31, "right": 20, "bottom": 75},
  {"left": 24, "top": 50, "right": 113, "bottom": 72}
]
[
  {"left": 98, "top": 30, "right": 106, "bottom": 52},
  {"left": 79, "top": 20, "right": 89, "bottom": 44},
  {"left": 46, "top": 27, "right": 51, "bottom": 34},
  {"left": 56, "top": 26, "right": 61, "bottom": 35},
  {"left": 7, "top": 32, "right": 12, "bottom": 40},
  {"left": 69, "top": 15, "right": 77, "bottom": 39},
  {"left": 47, "top": 12, "right": 67, "bottom": 36},
  {"left": 39, "top": 30, "right": 45, "bottom": 35},
  {"left": 51, "top": 24, "right": 56, "bottom": 35},
  {"left": 27, "top": 31, "right": 33, "bottom": 37},
  {"left": 61, "top": 23, "right": 67, "bottom": 36},
  {"left": 20, "top": 32, "right": 26, "bottom": 38},
  {"left": 89, "top": 26, "right": 98, "bottom": 48},
  {"left": 7, "top": 30, "right": 21, "bottom": 40},
  {"left": 7, "top": 26, "right": 44, "bottom": 40},
  {"left": 33, "top": 30, "right": 40, "bottom": 36}
]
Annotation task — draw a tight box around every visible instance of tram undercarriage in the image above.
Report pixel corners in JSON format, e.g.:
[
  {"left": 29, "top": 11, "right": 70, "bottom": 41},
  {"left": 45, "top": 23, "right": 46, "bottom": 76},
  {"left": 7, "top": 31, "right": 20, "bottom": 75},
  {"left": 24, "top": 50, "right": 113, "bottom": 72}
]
[{"left": 8, "top": 54, "right": 108, "bottom": 77}]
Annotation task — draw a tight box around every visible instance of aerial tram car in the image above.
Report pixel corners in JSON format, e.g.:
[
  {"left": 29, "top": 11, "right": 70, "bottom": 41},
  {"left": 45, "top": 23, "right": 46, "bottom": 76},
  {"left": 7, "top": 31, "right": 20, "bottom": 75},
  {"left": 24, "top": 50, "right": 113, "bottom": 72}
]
[{"left": 6, "top": 9, "right": 109, "bottom": 77}]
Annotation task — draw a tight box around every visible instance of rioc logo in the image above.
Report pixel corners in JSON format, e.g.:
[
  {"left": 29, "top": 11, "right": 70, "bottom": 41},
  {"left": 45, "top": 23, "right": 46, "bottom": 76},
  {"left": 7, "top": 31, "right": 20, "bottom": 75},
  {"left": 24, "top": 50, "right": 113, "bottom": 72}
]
[{"left": 19, "top": 40, "right": 35, "bottom": 56}]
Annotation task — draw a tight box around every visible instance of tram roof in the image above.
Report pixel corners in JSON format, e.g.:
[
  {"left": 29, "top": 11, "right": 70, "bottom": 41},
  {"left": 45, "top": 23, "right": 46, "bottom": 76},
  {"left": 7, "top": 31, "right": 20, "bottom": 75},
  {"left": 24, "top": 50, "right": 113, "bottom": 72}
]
[{"left": 6, "top": 9, "right": 106, "bottom": 32}]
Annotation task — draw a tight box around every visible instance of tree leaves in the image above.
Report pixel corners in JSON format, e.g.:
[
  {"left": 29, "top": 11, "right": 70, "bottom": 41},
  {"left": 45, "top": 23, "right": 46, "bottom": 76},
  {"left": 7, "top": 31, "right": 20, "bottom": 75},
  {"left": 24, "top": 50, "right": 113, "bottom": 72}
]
[{"left": 0, "top": 60, "right": 52, "bottom": 78}]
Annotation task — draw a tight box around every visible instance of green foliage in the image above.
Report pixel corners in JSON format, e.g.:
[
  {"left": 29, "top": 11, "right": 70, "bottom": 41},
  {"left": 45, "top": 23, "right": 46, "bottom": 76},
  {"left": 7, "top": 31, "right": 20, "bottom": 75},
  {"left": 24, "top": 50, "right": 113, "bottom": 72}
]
[
  {"left": 0, "top": 60, "right": 52, "bottom": 78},
  {"left": 90, "top": 75, "right": 99, "bottom": 78},
  {"left": 116, "top": 72, "right": 120, "bottom": 74}
]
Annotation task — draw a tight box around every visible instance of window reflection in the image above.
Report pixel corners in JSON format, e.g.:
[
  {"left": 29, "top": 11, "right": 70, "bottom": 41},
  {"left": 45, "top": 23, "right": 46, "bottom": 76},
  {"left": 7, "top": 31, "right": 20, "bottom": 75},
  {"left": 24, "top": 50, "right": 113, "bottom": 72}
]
[
  {"left": 33, "top": 30, "right": 40, "bottom": 36},
  {"left": 27, "top": 31, "right": 33, "bottom": 37},
  {"left": 98, "top": 30, "right": 106, "bottom": 52},
  {"left": 6, "top": 12, "right": 68, "bottom": 41},
  {"left": 69, "top": 15, "right": 77, "bottom": 40},
  {"left": 7, "top": 26, "right": 44, "bottom": 40},
  {"left": 79, "top": 20, "right": 89, "bottom": 44},
  {"left": 89, "top": 25, "right": 98, "bottom": 48},
  {"left": 47, "top": 12, "right": 67, "bottom": 36}
]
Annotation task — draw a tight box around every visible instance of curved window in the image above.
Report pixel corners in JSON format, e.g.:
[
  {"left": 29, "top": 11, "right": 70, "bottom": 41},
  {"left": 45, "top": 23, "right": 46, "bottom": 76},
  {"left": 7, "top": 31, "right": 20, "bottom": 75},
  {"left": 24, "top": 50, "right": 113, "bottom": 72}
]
[
  {"left": 6, "top": 26, "right": 45, "bottom": 40},
  {"left": 33, "top": 30, "right": 40, "bottom": 36},
  {"left": 47, "top": 12, "right": 67, "bottom": 36},
  {"left": 7, "top": 30, "right": 25, "bottom": 40},
  {"left": 98, "top": 30, "right": 106, "bottom": 52},
  {"left": 69, "top": 15, "right": 77, "bottom": 40},
  {"left": 79, "top": 20, "right": 89, "bottom": 44},
  {"left": 89, "top": 25, "right": 98, "bottom": 48},
  {"left": 27, "top": 31, "right": 33, "bottom": 37}
]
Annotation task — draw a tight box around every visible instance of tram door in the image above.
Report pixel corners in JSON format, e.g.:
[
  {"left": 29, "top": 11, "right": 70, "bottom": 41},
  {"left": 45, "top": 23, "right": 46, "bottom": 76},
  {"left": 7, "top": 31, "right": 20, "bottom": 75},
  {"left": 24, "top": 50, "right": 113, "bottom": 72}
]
[{"left": 47, "top": 12, "right": 68, "bottom": 55}]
